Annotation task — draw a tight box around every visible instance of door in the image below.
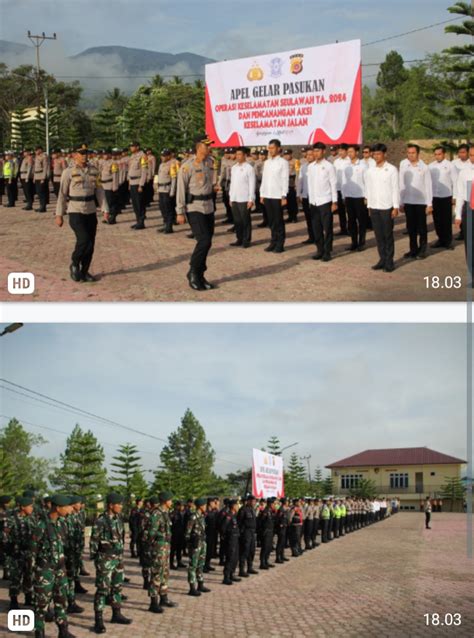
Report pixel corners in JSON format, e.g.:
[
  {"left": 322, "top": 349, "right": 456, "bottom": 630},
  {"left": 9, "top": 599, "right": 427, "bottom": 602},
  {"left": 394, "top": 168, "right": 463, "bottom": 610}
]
[{"left": 415, "top": 472, "right": 423, "bottom": 493}]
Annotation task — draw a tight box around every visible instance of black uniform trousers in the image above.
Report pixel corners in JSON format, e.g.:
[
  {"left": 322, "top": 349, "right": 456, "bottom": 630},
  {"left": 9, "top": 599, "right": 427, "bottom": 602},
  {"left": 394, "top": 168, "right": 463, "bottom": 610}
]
[
  {"left": 259, "top": 531, "right": 273, "bottom": 567},
  {"left": 223, "top": 539, "right": 239, "bottom": 580},
  {"left": 68, "top": 212, "right": 98, "bottom": 273},
  {"left": 405, "top": 203, "right": 428, "bottom": 256},
  {"left": 321, "top": 519, "right": 329, "bottom": 542},
  {"left": 130, "top": 185, "right": 146, "bottom": 225},
  {"left": 0, "top": 177, "right": 4, "bottom": 203},
  {"left": 187, "top": 212, "right": 215, "bottom": 275},
  {"left": 239, "top": 530, "right": 256, "bottom": 572},
  {"left": 53, "top": 181, "right": 61, "bottom": 198},
  {"left": 256, "top": 188, "right": 268, "bottom": 225},
  {"left": 425, "top": 511, "right": 431, "bottom": 528},
  {"left": 462, "top": 206, "right": 474, "bottom": 279},
  {"left": 275, "top": 528, "right": 287, "bottom": 561},
  {"left": 222, "top": 186, "right": 233, "bottom": 222},
  {"left": 371, "top": 208, "right": 395, "bottom": 268},
  {"left": 21, "top": 179, "right": 35, "bottom": 209},
  {"left": 231, "top": 201, "right": 252, "bottom": 245},
  {"left": 337, "top": 190, "right": 348, "bottom": 233},
  {"left": 302, "top": 197, "right": 315, "bottom": 242},
  {"left": 104, "top": 189, "right": 120, "bottom": 220},
  {"left": 303, "top": 519, "right": 312, "bottom": 549},
  {"left": 159, "top": 192, "right": 174, "bottom": 230},
  {"left": 433, "top": 196, "right": 453, "bottom": 247},
  {"left": 35, "top": 180, "right": 48, "bottom": 211},
  {"left": 5, "top": 179, "right": 18, "bottom": 206},
  {"left": 286, "top": 186, "right": 298, "bottom": 221},
  {"left": 311, "top": 518, "right": 319, "bottom": 546},
  {"left": 310, "top": 202, "right": 333, "bottom": 258},
  {"left": 346, "top": 196, "right": 368, "bottom": 247},
  {"left": 264, "top": 198, "right": 285, "bottom": 249}
]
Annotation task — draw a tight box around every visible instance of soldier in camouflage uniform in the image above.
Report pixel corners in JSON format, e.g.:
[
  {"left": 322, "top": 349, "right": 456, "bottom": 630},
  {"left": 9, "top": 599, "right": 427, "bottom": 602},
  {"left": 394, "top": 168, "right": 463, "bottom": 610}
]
[
  {"left": 128, "top": 497, "right": 143, "bottom": 558},
  {"left": 90, "top": 493, "right": 131, "bottom": 633},
  {"left": 7, "top": 495, "right": 35, "bottom": 610},
  {"left": 0, "top": 494, "right": 12, "bottom": 580},
  {"left": 185, "top": 497, "right": 210, "bottom": 596},
  {"left": 138, "top": 498, "right": 152, "bottom": 590},
  {"left": 144, "top": 492, "right": 177, "bottom": 613},
  {"left": 76, "top": 498, "right": 89, "bottom": 576},
  {"left": 64, "top": 496, "right": 85, "bottom": 614},
  {"left": 31, "top": 494, "right": 75, "bottom": 638}
]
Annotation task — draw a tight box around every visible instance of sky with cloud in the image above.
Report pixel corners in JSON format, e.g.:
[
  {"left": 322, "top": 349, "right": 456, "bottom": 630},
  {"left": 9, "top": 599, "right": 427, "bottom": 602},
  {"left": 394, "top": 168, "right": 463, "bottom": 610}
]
[{"left": 0, "top": 323, "right": 468, "bottom": 480}]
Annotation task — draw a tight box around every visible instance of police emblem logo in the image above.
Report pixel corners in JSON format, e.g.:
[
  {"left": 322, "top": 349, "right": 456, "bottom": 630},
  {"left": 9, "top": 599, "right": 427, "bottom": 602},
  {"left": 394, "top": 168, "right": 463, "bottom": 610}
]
[
  {"left": 269, "top": 57, "right": 283, "bottom": 78},
  {"left": 290, "top": 53, "right": 304, "bottom": 75},
  {"left": 247, "top": 62, "right": 264, "bottom": 81}
]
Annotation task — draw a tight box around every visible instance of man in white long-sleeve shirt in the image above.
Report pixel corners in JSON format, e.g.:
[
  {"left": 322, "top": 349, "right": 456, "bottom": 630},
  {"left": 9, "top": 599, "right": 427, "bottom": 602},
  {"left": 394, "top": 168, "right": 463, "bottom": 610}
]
[
  {"left": 333, "top": 144, "right": 350, "bottom": 235},
  {"left": 399, "top": 144, "right": 433, "bottom": 259},
  {"left": 307, "top": 142, "right": 338, "bottom": 261},
  {"left": 365, "top": 143, "right": 399, "bottom": 272},
  {"left": 229, "top": 147, "right": 256, "bottom": 248},
  {"left": 453, "top": 143, "right": 470, "bottom": 241},
  {"left": 260, "top": 139, "right": 289, "bottom": 253},
  {"left": 429, "top": 146, "right": 456, "bottom": 249},
  {"left": 454, "top": 145, "right": 474, "bottom": 284},
  {"left": 341, "top": 144, "right": 368, "bottom": 251},
  {"left": 296, "top": 147, "right": 315, "bottom": 244}
]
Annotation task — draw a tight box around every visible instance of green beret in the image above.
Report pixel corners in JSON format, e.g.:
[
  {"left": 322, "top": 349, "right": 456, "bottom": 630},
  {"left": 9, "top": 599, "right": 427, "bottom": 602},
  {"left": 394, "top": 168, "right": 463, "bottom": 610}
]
[
  {"left": 51, "top": 494, "right": 71, "bottom": 507},
  {"left": 23, "top": 489, "right": 35, "bottom": 498},
  {"left": 106, "top": 493, "right": 124, "bottom": 505},
  {"left": 158, "top": 491, "right": 173, "bottom": 502},
  {"left": 69, "top": 495, "right": 81, "bottom": 504},
  {"left": 0, "top": 495, "right": 12, "bottom": 505},
  {"left": 149, "top": 496, "right": 160, "bottom": 505},
  {"left": 195, "top": 497, "right": 207, "bottom": 507},
  {"left": 18, "top": 496, "right": 34, "bottom": 507}
]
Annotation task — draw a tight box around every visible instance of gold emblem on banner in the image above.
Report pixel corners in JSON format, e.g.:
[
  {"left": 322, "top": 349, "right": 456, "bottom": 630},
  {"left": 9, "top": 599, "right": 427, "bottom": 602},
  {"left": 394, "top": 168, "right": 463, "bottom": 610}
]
[
  {"left": 247, "top": 62, "right": 264, "bottom": 81},
  {"left": 290, "top": 53, "right": 304, "bottom": 75}
]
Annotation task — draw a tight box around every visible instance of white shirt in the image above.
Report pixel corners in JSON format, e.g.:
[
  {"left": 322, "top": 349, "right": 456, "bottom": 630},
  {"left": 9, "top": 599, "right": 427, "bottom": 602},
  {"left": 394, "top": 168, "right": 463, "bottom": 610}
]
[
  {"left": 362, "top": 157, "right": 376, "bottom": 170},
  {"left": 452, "top": 157, "right": 469, "bottom": 200},
  {"left": 260, "top": 155, "right": 289, "bottom": 199},
  {"left": 429, "top": 159, "right": 456, "bottom": 198},
  {"left": 454, "top": 161, "right": 474, "bottom": 220},
  {"left": 307, "top": 159, "right": 337, "bottom": 206},
  {"left": 296, "top": 160, "right": 310, "bottom": 198},
  {"left": 229, "top": 161, "right": 256, "bottom": 203},
  {"left": 333, "top": 156, "right": 351, "bottom": 190},
  {"left": 365, "top": 162, "right": 399, "bottom": 210},
  {"left": 341, "top": 159, "right": 367, "bottom": 198},
  {"left": 399, "top": 158, "right": 432, "bottom": 206}
]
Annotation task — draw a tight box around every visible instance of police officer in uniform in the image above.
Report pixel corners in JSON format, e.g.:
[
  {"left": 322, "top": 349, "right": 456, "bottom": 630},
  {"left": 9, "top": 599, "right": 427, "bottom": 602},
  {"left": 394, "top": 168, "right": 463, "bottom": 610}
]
[
  {"left": 34, "top": 145, "right": 49, "bottom": 212},
  {"left": 221, "top": 499, "right": 240, "bottom": 585},
  {"left": 176, "top": 135, "right": 217, "bottom": 291},
  {"left": 185, "top": 497, "right": 211, "bottom": 596},
  {"left": 156, "top": 149, "right": 177, "bottom": 233},
  {"left": 56, "top": 144, "right": 108, "bottom": 283},
  {"left": 128, "top": 142, "right": 148, "bottom": 230},
  {"left": 3, "top": 151, "right": 19, "bottom": 207},
  {"left": 237, "top": 494, "right": 258, "bottom": 577},
  {"left": 19, "top": 149, "right": 35, "bottom": 210},
  {"left": 100, "top": 149, "right": 120, "bottom": 225}
]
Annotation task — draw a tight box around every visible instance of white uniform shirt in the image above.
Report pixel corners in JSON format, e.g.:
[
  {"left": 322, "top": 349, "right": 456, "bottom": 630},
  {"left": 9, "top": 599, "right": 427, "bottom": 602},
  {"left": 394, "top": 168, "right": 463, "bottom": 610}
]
[
  {"left": 229, "top": 161, "right": 256, "bottom": 203},
  {"left": 399, "top": 158, "right": 433, "bottom": 206},
  {"left": 365, "top": 162, "right": 399, "bottom": 210},
  {"left": 454, "top": 161, "right": 474, "bottom": 220},
  {"left": 333, "top": 156, "right": 351, "bottom": 191},
  {"left": 452, "top": 157, "right": 469, "bottom": 200},
  {"left": 362, "top": 157, "right": 376, "bottom": 170},
  {"left": 296, "top": 160, "right": 311, "bottom": 198},
  {"left": 341, "top": 159, "right": 367, "bottom": 198},
  {"left": 260, "top": 155, "right": 289, "bottom": 199},
  {"left": 429, "top": 159, "right": 456, "bottom": 198},
  {"left": 307, "top": 159, "right": 337, "bottom": 207}
]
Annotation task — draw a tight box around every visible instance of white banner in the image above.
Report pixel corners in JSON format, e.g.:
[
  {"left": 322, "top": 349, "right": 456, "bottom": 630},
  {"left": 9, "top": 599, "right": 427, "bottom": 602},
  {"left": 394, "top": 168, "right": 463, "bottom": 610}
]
[
  {"left": 205, "top": 39, "right": 362, "bottom": 147},
  {"left": 251, "top": 448, "right": 284, "bottom": 498}
]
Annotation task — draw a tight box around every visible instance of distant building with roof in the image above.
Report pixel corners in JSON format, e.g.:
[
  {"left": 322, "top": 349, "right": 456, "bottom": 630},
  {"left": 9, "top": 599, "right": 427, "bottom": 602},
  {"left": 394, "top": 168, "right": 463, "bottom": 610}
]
[{"left": 326, "top": 447, "right": 466, "bottom": 511}]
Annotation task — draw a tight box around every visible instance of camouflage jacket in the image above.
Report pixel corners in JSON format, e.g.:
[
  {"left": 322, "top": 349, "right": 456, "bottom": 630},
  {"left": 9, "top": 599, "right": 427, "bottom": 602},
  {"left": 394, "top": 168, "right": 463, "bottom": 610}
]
[
  {"left": 143, "top": 506, "right": 171, "bottom": 549},
  {"left": 31, "top": 516, "right": 67, "bottom": 568},
  {"left": 185, "top": 509, "right": 206, "bottom": 546},
  {"left": 90, "top": 512, "right": 124, "bottom": 559},
  {"left": 6, "top": 511, "right": 35, "bottom": 555}
]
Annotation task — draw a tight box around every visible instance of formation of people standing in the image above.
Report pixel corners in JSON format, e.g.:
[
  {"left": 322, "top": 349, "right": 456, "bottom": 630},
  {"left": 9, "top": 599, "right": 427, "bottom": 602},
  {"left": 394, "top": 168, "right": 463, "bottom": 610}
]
[
  {"left": 0, "top": 489, "right": 395, "bottom": 637},
  {"left": 1, "top": 140, "right": 473, "bottom": 290}
]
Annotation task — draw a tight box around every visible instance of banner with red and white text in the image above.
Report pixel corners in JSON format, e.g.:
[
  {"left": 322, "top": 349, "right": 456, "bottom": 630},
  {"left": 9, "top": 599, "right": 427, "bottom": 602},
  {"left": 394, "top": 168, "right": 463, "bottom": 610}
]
[
  {"left": 205, "top": 39, "right": 362, "bottom": 148},
  {"left": 251, "top": 448, "right": 284, "bottom": 498}
]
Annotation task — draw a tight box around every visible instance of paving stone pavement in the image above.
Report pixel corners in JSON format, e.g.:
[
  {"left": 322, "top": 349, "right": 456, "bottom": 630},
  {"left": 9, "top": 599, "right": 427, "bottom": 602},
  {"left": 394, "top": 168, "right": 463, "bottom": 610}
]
[
  {"left": 0, "top": 200, "right": 469, "bottom": 302},
  {"left": 0, "top": 513, "right": 473, "bottom": 637}
]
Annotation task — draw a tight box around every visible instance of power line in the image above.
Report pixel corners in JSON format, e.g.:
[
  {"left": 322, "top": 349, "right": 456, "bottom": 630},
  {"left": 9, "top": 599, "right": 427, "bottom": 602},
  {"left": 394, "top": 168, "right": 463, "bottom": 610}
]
[{"left": 362, "top": 16, "right": 464, "bottom": 47}]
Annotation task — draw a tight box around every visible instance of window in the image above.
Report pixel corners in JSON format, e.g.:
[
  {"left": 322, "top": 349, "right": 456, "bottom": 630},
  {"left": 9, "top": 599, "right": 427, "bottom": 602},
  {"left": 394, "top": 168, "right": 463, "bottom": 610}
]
[
  {"left": 390, "top": 473, "right": 409, "bottom": 488},
  {"left": 430, "top": 472, "right": 435, "bottom": 476},
  {"left": 341, "top": 474, "right": 363, "bottom": 489}
]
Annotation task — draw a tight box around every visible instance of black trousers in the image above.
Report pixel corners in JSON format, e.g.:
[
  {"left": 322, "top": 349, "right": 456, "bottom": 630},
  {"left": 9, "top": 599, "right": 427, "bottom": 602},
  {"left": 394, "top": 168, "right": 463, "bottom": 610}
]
[
  {"left": 239, "top": 531, "right": 255, "bottom": 571},
  {"left": 321, "top": 519, "right": 329, "bottom": 543},
  {"left": 104, "top": 190, "right": 120, "bottom": 219},
  {"left": 275, "top": 529, "right": 287, "bottom": 561},
  {"left": 259, "top": 532, "right": 273, "bottom": 567},
  {"left": 462, "top": 207, "right": 474, "bottom": 278},
  {"left": 187, "top": 212, "right": 215, "bottom": 274},
  {"left": 346, "top": 197, "right": 368, "bottom": 247},
  {"left": 5, "top": 180, "right": 18, "bottom": 206},
  {"left": 433, "top": 196, "right": 453, "bottom": 247},
  {"left": 222, "top": 187, "right": 233, "bottom": 221},
  {"left": 159, "top": 192, "right": 174, "bottom": 229},
  {"left": 145, "top": 180, "right": 154, "bottom": 206},
  {"left": 337, "top": 190, "right": 347, "bottom": 233},
  {"left": 303, "top": 519, "right": 312, "bottom": 549},
  {"left": 405, "top": 203, "right": 428, "bottom": 255},
  {"left": 264, "top": 198, "right": 285, "bottom": 249},
  {"left": 371, "top": 208, "right": 395, "bottom": 267},
  {"left": 311, "top": 518, "right": 319, "bottom": 545},
  {"left": 425, "top": 512, "right": 431, "bottom": 528},
  {"left": 286, "top": 186, "right": 298, "bottom": 221},
  {"left": 302, "top": 198, "right": 315, "bottom": 241},
  {"left": 68, "top": 213, "right": 98, "bottom": 272},
  {"left": 130, "top": 185, "right": 146, "bottom": 224},
  {"left": 21, "top": 179, "right": 35, "bottom": 208},
  {"left": 223, "top": 541, "right": 238, "bottom": 580},
  {"left": 53, "top": 181, "right": 61, "bottom": 198},
  {"left": 35, "top": 180, "right": 48, "bottom": 211},
  {"left": 231, "top": 201, "right": 252, "bottom": 245},
  {"left": 310, "top": 202, "right": 333, "bottom": 257}
]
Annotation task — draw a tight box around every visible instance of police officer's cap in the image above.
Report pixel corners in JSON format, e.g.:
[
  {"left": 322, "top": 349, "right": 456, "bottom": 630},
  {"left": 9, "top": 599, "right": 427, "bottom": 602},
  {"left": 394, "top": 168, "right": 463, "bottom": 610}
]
[
  {"left": 0, "top": 495, "right": 12, "bottom": 505},
  {"left": 227, "top": 498, "right": 237, "bottom": 507},
  {"left": 106, "top": 493, "right": 124, "bottom": 505},
  {"left": 161, "top": 149, "right": 171, "bottom": 156},
  {"left": 69, "top": 495, "right": 81, "bottom": 504},
  {"left": 245, "top": 493, "right": 256, "bottom": 501},
  {"left": 223, "top": 498, "right": 229, "bottom": 505},
  {"left": 194, "top": 135, "right": 214, "bottom": 146},
  {"left": 280, "top": 497, "right": 287, "bottom": 504},
  {"left": 73, "top": 144, "right": 89, "bottom": 154},
  {"left": 145, "top": 147, "right": 153, "bottom": 153},
  {"left": 195, "top": 497, "right": 207, "bottom": 507},
  {"left": 51, "top": 494, "right": 71, "bottom": 507},
  {"left": 158, "top": 491, "right": 173, "bottom": 502},
  {"left": 112, "top": 147, "right": 121, "bottom": 154},
  {"left": 283, "top": 148, "right": 293, "bottom": 154},
  {"left": 18, "top": 496, "right": 34, "bottom": 507},
  {"left": 23, "top": 489, "right": 35, "bottom": 497},
  {"left": 292, "top": 498, "right": 299, "bottom": 504},
  {"left": 329, "top": 145, "right": 339, "bottom": 151},
  {"left": 259, "top": 149, "right": 268, "bottom": 155},
  {"left": 129, "top": 141, "right": 140, "bottom": 148},
  {"left": 149, "top": 496, "right": 160, "bottom": 505}
]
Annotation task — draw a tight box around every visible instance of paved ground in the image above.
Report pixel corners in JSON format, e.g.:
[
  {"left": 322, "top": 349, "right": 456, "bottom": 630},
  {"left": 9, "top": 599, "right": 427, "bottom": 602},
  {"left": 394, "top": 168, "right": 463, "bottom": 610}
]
[
  {"left": 0, "top": 198, "right": 470, "bottom": 302},
  {"left": 0, "top": 513, "right": 473, "bottom": 637}
]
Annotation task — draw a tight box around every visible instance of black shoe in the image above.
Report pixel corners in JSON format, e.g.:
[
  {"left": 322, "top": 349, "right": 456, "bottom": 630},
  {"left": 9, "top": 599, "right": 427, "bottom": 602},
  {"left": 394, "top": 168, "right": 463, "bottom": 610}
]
[
  {"left": 274, "top": 246, "right": 284, "bottom": 253},
  {"left": 24, "top": 593, "right": 33, "bottom": 606},
  {"left": 160, "top": 594, "right": 178, "bottom": 607},
  {"left": 357, "top": 244, "right": 366, "bottom": 252},
  {"left": 9, "top": 596, "right": 19, "bottom": 611},
  {"left": 416, "top": 252, "right": 427, "bottom": 260},
  {"left": 259, "top": 565, "right": 269, "bottom": 570},
  {"left": 238, "top": 571, "right": 249, "bottom": 578},
  {"left": 322, "top": 254, "right": 331, "bottom": 262},
  {"left": 346, "top": 245, "right": 357, "bottom": 251},
  {"left": 446, "top": 243, "right": 455, "bottom": 250},
  {"left": 432, "top": 240, "right": 443, "bottom": 248},
  {"left": 247, "top": 568, "right": 258, "bottom": 574},
  {"left": 231, "top": 576, "right": 242, "bottom": 582},
  {"left": 70, "top": 264, "right": 82, "bottom": 282},
  {"left": 165, "top": 228, "right": 173, "bottom": 234},
  {"left": 302, "top": 238, "right": 313, "bottom": 245},
  {"left": 130, "top": 223, "right": 138, "bottom": 229},
  {"left": 67, "top": 602, "right": 84, "bottom": 613},
  {"left": 111, "top": 608, "right": 132, "bottom": 625},
  {"left": 200, "top": 275, "right": 215, "bottom": 290},
  {"left": 312, "top": 253, "right": 323, "bottom": 260},
  {"left": 403, "top": 251, "right": 415, "bottom": 259},
  {"left": 242, "top": 242, "right": 251, "bottom": 248},
  {"left": 94, "top": 611, "right": 106, "bottom": 634},
  {"left": 57, "top": 622, "right": 76, "bottom": 638},
  {"left": 227, "top": 226, "right": 236, "bottom": 232},
  {"left": 187, "top": 270, "right": 205, "bottom": 291},
  {"left": 133, "top": 224, "right": 145, "bottom": 230},
  {"left": 222, "top": 578, "right": 233, "bottom": 585},
  {"left": 74, "top": 580, "right": 88, "bottom": 594},
  {"left": 108, "top": 218, "right": 117, "bottom": 225},
  {"left": 45, "top": 608, "right": 54, "bottom": 622},
  {"left": 158, "top": 227, "right": 167, "bottom": 233},
  {"left": 283, "top": 557, "right": 290, "bottom": 561},
  {"left": 142, "top": 577, "right": 149, "bottom": 590},
  {"left": 455, "top": 232, "right": 463, "bottom": 241},
  {"left": 230, "top": 241, "right": 242, "bottom": 246},
  {"left": 81, "top": 272, "right": 97, "bottom": 283},
  {"left": 264, "top": 244, "right": 276, "bottom": 252},
  {"left": 35, "top": 629, "right": 45, "bottom": 638},
  {"left": 187, "top": 233, "right": 195, "bottom": 239},
  {"left": 275, "top": 559, "right": 283, "bottom": 564},
  {"left": 148, "top": 597, "right": 163, "bottom": 613},
  {"left": 188, "top": 584, "right": 201, "bottom": 596},
  {"left": 384, "top": 264, "right": 395, "bottom": 272},
  {"left": 372, "top": 261, "right": 384, "bottom": 270},
  {"left": 197, "top": 583, "right": 211, "bottom": 593},
  {"left": 257, "top": 222, "right": 268, "bottom": 228},
  {"left": 267, "top": 564, "right": 275, "bottom": 568},
  {"left": 177, "top": 562, "right": 187, "bottom": 568}
]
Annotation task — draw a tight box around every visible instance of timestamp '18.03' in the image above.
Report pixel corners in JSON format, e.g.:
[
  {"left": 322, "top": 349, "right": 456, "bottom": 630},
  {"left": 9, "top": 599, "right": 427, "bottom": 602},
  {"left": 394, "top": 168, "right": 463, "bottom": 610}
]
[
  {"left": 424, "top": 613, "right": 462, "bottom": 626},
  {"left": 424, "top": 276, "right": 462, "bottom": 289}
]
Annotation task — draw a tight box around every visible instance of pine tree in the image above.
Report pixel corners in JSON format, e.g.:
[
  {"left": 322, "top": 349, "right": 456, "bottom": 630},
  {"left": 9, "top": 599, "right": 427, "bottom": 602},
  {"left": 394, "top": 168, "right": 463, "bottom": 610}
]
[
  {"left": 285, "top": 453, "right": 307, "bottom": 498},
  {"left": 266, "top": 436, "right": 282, "bottom": 455},
  {"left": 128, "top": 470, "right": 149, "bottom": 499},
  {"left": 322, "top": 475, "right": 334, "bottom": 497},
  {"left": 110, "top": 444, "right": 142, "bottom": 496},
  {"left": 353, "top": 478, "right": 377, "bottom": 499},
  {"left": 439, "top": 476, "right": 465, "bottom": 512},
  {"left": 50, "top": 425, "right": 107, "bottom": 504},
  {"left": 0, "top": 446, "right": 16, "bottom": 493},
  {"left": 313, "top": 466, "right": 324, "bottom": 498}
]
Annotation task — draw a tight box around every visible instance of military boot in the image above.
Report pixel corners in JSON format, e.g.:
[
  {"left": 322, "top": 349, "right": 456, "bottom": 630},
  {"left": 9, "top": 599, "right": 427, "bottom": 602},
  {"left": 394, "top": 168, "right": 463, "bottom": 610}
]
[
  {"left": 24, "top": 592, "right": 33, "bottom": 606},
  {"left": 188, "top": 584, "right": 201, "bottom": 597},
  {"left": 110, "top": 607, "right": 132, "bottom": 624},
  {"left": 94, "top": 611, "right": 106, "bottom": 634},
  {"left": 67, "top": 602, "right": 84, "bottom": 614},
  {"left": 197, "top": 582, "right": 210, "bottom": 593},
  {"left": 74, "top": 579, "right": 88, "bottom": 594},
  {"left": 160, "top": 594, "right": 178, "bottom": 607},
  {"left": 45, "top": 607, "right": 55, "bottom": 622},
  {"left": 148, "top": 596, "right": 163, "bottom": 613},
  {"left": 35, "top": 629, "right": 45, "bottom": 638},
  {"left": 142, "top": 575, "right": 149, "bottom": 590},
  {"left": 9, "top": 595, "right": 19, "bottom": 610},
  {"left": 2, "top": 568, "right": 10, "bottom": 580},
  {"left": 238, "top": 568, "right": 249, "bottom": 577},
  {"left": 57, "top": 622, "right": 76, "bottom": 638}
]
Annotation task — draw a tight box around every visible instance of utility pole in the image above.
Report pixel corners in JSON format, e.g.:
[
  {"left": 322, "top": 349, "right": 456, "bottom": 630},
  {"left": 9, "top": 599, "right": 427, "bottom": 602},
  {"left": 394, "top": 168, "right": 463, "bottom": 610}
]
[
  {"left": 300, "top": 455, "right": 312, "bottom": 488},
  {"left": 27, "top": 31, "right": 57, "bottom": 156}
]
